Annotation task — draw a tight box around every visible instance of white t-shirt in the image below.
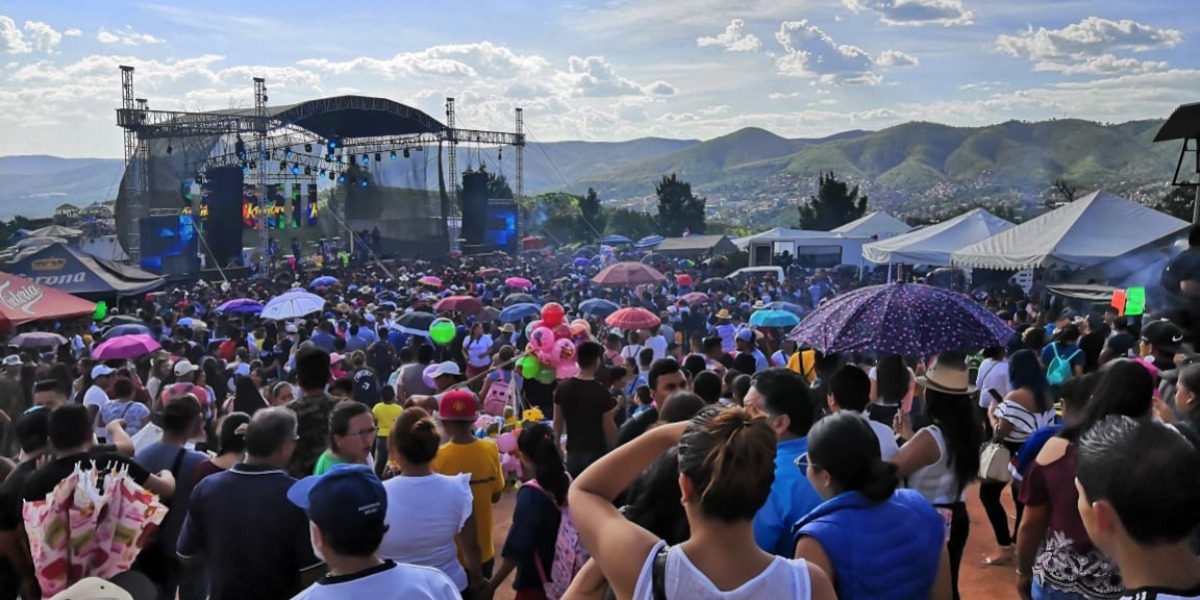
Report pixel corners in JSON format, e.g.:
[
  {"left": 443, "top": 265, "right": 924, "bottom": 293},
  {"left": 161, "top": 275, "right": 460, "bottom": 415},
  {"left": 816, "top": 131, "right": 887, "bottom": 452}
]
[
  {"left": 378, "top": 473, "right": 473, "bottom": 591},
  {"left": 84, "top": 384, "right": 110, "bottom": 439},
  {"left": 464, "top": 335, "right": 494, "bottom": 368},
  {"left": 646, "top": 335, "right": 668, "bottom": 363},
  {"left": 976, "top": 359, "right": 1010, "bottom": 409},
  {"left": 1121, "top": 588, "right": 1200, "bottom": 600},
  {"left": 859, "top": 411, "right": 899, "bottom": 461},
  {"left": 621, "top": 344, "right": 644, "bottom": 364},
  {"left": 291, "top": 560, "right": 459, "bottom": 600},
  {"left": 631, "top": 541, "right": 814, "bottom": 600}
]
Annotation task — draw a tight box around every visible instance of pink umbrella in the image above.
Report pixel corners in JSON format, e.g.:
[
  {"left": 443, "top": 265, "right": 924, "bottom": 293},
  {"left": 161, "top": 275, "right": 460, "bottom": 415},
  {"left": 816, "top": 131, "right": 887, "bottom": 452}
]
[
  {"left": 506, "top": 277, "right": 532, "bottom": 289},
  {"left": 681, "top": 292, "right": 710, "bottom": 305},
  {"left": 91, "top": 334, "right": 161, "bottom": 360},
  {"left": 605, "top": 307, "right": 661, "bottom": 330},
  {"left": 434, "top": 295, "right": 483, "bottom": 315},
  {"left": 418, "top": 276, "right": 443, "bottom": 288}
]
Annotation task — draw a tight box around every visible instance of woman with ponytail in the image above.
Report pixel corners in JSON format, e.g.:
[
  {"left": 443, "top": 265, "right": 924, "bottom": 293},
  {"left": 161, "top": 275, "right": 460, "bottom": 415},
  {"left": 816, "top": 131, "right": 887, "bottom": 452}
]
[
  {"left": 379, "top": 407, "right": 487, "bottom": 597},
  {"left": 794, "top": 411, "right": 951, "bottom": 600},
  {"left": 569, "top": 406, "right": 836, "bottom": 600},
  {"left": 487, "top": 422, "right": 569, "bottom": 600}
]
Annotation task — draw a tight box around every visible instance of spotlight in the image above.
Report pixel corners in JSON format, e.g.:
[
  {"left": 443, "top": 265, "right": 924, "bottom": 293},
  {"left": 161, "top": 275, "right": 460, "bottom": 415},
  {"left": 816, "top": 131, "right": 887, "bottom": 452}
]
[
  {"left": 304, "top": 143, "right": 312, "bottom": 152},
  {"left": 194, "top": 174, "right": 203, "bottom": 184},
  {"left": 338, "top": 174, "right": 346, "bottom": 183},
  {"left": 304, "top": 166, "right": 311, "bottom": 175},
  {"left": 362, "top": 153, "right": 370, "bottom": 163},
  {"left": 285, "top": 149, "right": 294, "bottom": 158},
  {"left": 403, "top": 148, "right": 410, "bottom": 158},
  {"left": 242, "top": 165, "right": 250, "bottom": 174},
  {"left": 329, "top": 171, "right": 336, "bottom": 181},
  {"left": 319, "top": 169, "right": 326, "bottom": 177},
  {"left": 374, "top": 152, "right": 381, "bottom": 162},
  {"left": 291, "top": 165, "right": 300, "bottom": 175},
  {"left": 249, "top": 160, "right": 257, "bottom": 170},
  {"left": 498, "top": 148, "right": 503, "bottom": 161},
  {"left": 390, "top": 151, "right": 397, "bottom": 160},
  {"left": 279, "top": 161, "right": 287, "bottom": 171},
  {"left": 166, "top": 144, "right": 173, "bottom": 155},
  {"left": 360, "top": 179, "right": 368, "bottom": 188},
  {"left": 328, "top": 140, "right": 338, "bottom": 149},
  {"left": 349, "top": 177, "right": 357, "bottom": 185}
]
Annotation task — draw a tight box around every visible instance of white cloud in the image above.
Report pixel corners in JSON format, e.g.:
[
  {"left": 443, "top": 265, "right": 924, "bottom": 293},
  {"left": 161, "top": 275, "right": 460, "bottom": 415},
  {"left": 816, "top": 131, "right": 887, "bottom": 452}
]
[
  {"left": 299, "top": 42, "right": 550, "bottom": 80},
  {"left": 876, "top": 50, "right": 919, "bottom": 67},
  {"left": 96, "top": 26, "right": 165, "bottom": 46},
  {"left": 23, "top": 21, "right": 62, "bottom": 53},
  {"left": 842, "top": 0, "right": 972, "bottom": 27},
  {"left": 996, "top": 17, "right": 1182, "bottom": 75},
  {"left": 958, "top": 81, "right": 1007, "bottom": 91},
  {"left": 699, "top": 104, "right": 731, "bottom": 116},
  {"left": 556, "top": 55, "right": 676, "bottom": 97},
  {"left": 774, "top": 20, "right": 881, "bottom": 85},
  {"left": 0, "top": 15, "right": 30, "bottom": 54},
  {"left": 64, "top": 28, "right": 82, "bottom": 37},
  {"left": 697, "top": 19, "right": 762, "bottom": 52},
  {"left": 768, "top": 91, "right": 805, "bottom": 100}
]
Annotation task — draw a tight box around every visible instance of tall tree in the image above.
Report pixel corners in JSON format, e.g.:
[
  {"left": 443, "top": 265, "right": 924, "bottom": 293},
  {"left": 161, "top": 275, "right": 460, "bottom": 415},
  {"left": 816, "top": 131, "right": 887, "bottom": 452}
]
[
  {"left": 483, "top": 168, "right": 514, "bottom": 199},
  {"left": 798, "top": 172, "right": 867, "bottom": 231},
  {"left": 606, "top": 208, "right": 657, "bottom": 241},
  {"left": 1051, "top": 178, "right": 1077, "bottom": 205},
  {"left": 655, "top": 174, "right": 706, "bottom": 236},
  {"left": 1155, "top": 186, "right": 1196, "bottom": 222},
  {"left": 578, "top": 187, "right": 607, "bottom": 242}
]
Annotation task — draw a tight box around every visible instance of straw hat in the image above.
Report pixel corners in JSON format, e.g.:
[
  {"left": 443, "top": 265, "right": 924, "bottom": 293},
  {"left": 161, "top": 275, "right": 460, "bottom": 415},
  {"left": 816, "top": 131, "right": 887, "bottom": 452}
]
[
  {"left": 917, "top": 360, "right": 976, "bottom": 395},
  {"left": 715, "top": 309, "right": 732, "bottom": 320},
  {"left": 336, "top": 302, "right": 351, "bottom": 313}
]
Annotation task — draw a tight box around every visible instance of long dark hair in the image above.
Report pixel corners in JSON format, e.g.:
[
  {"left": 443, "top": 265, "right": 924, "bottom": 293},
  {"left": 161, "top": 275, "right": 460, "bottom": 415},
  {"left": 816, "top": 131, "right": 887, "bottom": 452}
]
[
  {"left": 808, "top": 412, "right": 899, "bottom": 502},
  {"left": 923, "top": 389, "right": 981, "bottom": 495},
  {"left": 232, "top": 375, "right": 266, "bottom": 416},
  {"left": 875, "top": 355, "right": 909, "bottom": 405},
  {"left": 623, "top": 449, "right": 690, "bottom": 544},
  {"left": 1008, "top": 349, "right": 1051, "bottom": 411},
  {"left": 518, "top": 423, "right": 569, "bottom": 506},
  {"left": 1060, "top": 359, "right": 1154, "bottom": 442}
]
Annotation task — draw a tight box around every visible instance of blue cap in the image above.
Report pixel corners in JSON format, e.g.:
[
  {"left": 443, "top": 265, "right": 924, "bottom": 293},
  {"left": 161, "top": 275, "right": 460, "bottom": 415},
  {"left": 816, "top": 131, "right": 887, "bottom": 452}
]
[
  {"left": 287, "top": 464, "right": 386, "bottom": 533},
  {"left": 736, "top": 328, "right": 755, "bottom": 343}
]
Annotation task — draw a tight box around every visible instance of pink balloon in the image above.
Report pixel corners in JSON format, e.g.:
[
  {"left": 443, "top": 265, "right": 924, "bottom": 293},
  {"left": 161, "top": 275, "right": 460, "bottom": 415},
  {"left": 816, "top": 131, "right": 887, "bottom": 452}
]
[
  {"left": 501, "top": 453, "right": 522, "bottom": 478},
  {"left": 496, "top": 432, "right": 518, "bottom": 454},
  {"left": 555, "top": 362, "right": 580, "bottom": 379},
  {"left": 530, "top": 327, "right": 556, "bottom": 352},
  {"left": 553, "top": 324, "right": 571, "bottom": 340},
  {"left": 537, "top": 351, "right": 556, "bottom": 366},
  {"left": 552, "top": 338, "right": 576, "bottom": 367},
  {"left": 422, "top": 364, "right": 438, "bottom": 389},
  {"left": 525, "top": 320, "right": 544, "bottom": 340}
]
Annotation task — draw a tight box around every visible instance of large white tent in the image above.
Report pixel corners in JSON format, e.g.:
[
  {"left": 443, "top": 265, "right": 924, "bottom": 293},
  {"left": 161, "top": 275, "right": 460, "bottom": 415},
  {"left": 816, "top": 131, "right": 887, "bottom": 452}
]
[
  {"left": 862, "top": 208, "right": 1014, "bottom": 266},
  {"left": 831, "top": 211, "right": 911, "bottom": 239},
  {"left": 951, "top": 191, "right": 1189, "bottom": 270}
]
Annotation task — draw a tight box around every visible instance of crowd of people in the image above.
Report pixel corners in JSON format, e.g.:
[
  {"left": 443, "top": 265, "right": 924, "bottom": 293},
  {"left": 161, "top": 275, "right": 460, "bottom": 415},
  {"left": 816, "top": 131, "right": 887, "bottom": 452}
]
[{"left": 0, "top": 246, "right": 1198, "bottom": 600}]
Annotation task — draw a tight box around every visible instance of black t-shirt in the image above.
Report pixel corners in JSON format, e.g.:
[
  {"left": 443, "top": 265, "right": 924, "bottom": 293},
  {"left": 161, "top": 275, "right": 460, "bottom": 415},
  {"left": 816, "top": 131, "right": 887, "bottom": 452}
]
[
  {"left": 1079, "top": 330, "right": 1107, "bottom": 373},
  {"left": 0, "top": 459, "right": 38, "bottom": 531},
  {"left": 1163, "top": 248, "right": 1200, "bottom": 297},
  {"left": 553, "top": 377, "right": 617, "bottom": 454},
  {"left": 1106, "top": 331, "right": 1136, "bottom": 359},
  {"left": 352, "top": 368, "right": 380, "bottom": 407},
  {"left": 22, "top": 450, "right": 151, "bottom": 502}
]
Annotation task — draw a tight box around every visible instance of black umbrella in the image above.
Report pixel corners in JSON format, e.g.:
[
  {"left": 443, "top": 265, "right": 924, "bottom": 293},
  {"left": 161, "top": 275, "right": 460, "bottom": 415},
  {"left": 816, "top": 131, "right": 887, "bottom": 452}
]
[
  {"left": 100, "top": 315, "right": 147, "bottom": 327},
  {"left": 394, "top": 311, "right": 436, "bottom": 335},
  {"left": 503, "top": 293, "right": 540, "bottom": 307},
  {"left": 640, "top": 253, "right": 667, "bottom": 264},
  {"left": 700, "top": 277, "right": 730, "bottom": 291}
]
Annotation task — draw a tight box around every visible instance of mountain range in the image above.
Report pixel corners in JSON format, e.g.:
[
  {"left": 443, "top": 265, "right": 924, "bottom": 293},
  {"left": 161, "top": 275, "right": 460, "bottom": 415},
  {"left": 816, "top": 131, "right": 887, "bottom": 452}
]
[{"left": 0, "top": 118, "right": 1180, "bottom": 223}]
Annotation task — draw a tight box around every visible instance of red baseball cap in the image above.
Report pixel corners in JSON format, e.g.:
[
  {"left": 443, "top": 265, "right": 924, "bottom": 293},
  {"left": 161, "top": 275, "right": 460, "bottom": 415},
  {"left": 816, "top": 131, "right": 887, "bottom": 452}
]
[{"left": 438, "top": 390, "right": 479, "bottom": 421}]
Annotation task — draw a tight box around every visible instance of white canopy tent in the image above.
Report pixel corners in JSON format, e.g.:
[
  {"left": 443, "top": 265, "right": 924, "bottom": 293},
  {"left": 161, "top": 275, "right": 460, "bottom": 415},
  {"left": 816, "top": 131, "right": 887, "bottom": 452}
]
[
  {"left": 950, "top": 191, "right": 1189, "bottom": 270},
  {"left": 831, "top": 211, "right": 911, "bottom": 239},
  {"left": 862, "top": 208, "right": 1014, "bottom": 266}
]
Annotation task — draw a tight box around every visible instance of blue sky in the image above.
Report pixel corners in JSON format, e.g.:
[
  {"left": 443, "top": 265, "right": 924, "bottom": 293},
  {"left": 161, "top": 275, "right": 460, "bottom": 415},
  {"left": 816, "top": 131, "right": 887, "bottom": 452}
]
[{"left": 0, "top": 0, "right": 1196, "bottom": 158}]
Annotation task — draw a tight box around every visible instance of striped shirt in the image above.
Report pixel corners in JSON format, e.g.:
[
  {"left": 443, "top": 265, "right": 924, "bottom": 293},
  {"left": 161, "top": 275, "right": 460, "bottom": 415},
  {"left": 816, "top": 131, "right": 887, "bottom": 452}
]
[{"left": 995, "top": 399, "right": 1055, "bottom": 443}]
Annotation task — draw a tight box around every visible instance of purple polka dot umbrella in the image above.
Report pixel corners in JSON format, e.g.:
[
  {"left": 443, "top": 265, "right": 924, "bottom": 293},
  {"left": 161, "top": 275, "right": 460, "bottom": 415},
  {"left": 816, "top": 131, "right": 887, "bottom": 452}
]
[{"left": 787, "top": 282, "right": 1012, "bottom": 357}]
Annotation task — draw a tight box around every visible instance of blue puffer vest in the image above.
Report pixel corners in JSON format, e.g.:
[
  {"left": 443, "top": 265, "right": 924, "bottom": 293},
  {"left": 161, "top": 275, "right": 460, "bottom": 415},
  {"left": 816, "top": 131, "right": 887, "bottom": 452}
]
[{"left": 792, "top": 489, "right": 944, "bottom": 600}]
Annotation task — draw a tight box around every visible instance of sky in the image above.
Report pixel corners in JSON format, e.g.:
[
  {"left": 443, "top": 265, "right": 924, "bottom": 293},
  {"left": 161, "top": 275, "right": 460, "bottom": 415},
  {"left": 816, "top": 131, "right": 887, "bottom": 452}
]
[{"left": 0, "top": 0, "right": 1196, "bottom": 158}]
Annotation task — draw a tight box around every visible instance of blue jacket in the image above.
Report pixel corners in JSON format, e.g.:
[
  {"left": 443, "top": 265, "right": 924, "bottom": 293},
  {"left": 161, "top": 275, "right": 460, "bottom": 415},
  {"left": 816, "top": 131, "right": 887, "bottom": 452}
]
[
  {"left": 752, "top": 437, "right": 823, "bottom": 556},
  {"left": 793, "top": 489, "right": 943, "bottom": 600}
]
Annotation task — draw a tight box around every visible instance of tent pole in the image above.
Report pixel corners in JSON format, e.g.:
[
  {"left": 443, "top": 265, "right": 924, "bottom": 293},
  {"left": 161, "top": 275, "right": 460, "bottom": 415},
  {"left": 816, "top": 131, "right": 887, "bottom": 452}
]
[{"left": 887, "top": 263, "right": 893, "bottom": 283}]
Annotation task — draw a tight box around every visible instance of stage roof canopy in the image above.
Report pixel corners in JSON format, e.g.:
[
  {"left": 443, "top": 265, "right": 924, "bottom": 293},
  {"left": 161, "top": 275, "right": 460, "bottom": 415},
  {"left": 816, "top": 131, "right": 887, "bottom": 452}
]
[{"left": 198, "top": 95, "right": 447, "bottom": 139}]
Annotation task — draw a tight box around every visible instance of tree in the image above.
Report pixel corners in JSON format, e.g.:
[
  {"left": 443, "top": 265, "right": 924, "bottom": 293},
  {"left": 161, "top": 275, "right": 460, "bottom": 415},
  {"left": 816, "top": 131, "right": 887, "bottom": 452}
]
[
  {"left": 1051, "top": 178, "right": 1077, "bottom": 205},
  {"left": 1155, "top": 186, "right": 1196, "bottom": 222},
  {"left": 483, "top": 168, "right": 514, "bottom": 199},
  {"left": 798, "top": 172, "right": 867, "bottom": 231},
  {"left": 606, "top": 208, "right": 657, "bottom": 241},
  {"left": 655, "top": 174, "right": 706, "bottom": 236},
  {"left": 576, "top": 187, "right": 608, "bottom": 243}
]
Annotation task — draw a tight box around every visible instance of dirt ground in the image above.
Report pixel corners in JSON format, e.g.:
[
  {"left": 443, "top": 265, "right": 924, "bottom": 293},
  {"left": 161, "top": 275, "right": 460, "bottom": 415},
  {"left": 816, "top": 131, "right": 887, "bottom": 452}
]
[{"left": 488, "top": 481, "right": 1022, "bottom": 600}]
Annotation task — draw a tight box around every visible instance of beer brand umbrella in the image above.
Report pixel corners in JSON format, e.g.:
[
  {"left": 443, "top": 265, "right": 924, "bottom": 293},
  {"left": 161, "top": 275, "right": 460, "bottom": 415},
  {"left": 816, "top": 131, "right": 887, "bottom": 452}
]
[{"left": 0, "top": 272, "right": 95, "bottom": 330}]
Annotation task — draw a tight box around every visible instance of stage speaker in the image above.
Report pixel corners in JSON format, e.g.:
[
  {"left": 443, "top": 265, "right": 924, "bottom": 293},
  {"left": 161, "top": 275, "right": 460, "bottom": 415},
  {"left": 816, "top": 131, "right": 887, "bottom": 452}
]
[
  {"left": 205, "top": 166, "right": 245, "bottom": 268},
  {"left": 460, "top": 170, "right": 488, "bottom": 245}
]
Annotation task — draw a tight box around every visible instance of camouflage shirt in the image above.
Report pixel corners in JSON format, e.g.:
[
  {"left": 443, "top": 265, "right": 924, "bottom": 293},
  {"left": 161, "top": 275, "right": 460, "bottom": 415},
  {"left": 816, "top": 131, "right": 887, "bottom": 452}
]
[{"left": 285, "top": 392, "right": 339, "bottom": 479}]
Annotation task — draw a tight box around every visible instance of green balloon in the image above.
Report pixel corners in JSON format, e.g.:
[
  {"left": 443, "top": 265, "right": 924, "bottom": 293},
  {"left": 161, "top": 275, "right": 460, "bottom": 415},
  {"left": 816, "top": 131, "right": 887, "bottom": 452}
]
[
  {"left": 518, "top": 355, "right": 541, "bottom": 378},
  {"left": 535, "top": 367, "right": 555, "bottom": 384},
  {"left": 92, "top": 301, "right": 107, "bottom": 321},
  {"left": 429, "top": 318, "right": 456, "bottom": 345}
]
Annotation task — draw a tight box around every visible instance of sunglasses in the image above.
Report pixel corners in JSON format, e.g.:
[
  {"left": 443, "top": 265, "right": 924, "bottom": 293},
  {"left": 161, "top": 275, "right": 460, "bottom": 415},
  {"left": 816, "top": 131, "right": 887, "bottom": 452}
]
[{"left": 793, "top": 452, "right": 815, "bottom": 472}]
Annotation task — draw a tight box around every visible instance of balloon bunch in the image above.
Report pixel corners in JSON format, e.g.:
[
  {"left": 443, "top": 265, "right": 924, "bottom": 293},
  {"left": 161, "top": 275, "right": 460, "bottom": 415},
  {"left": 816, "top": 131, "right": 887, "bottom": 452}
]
[{"left": 513, "top": 303, "right": 593, "bottom": 382}]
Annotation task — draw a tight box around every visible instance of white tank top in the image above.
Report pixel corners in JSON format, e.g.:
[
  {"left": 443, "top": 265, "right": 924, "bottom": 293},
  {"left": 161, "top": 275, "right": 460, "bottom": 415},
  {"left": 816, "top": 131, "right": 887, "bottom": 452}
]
[
  {"left": 905, "top": 426, "right": 963, "bottom": 505},
  {"left": 630, "top": 541, "right": 813, "bottom": 600}
]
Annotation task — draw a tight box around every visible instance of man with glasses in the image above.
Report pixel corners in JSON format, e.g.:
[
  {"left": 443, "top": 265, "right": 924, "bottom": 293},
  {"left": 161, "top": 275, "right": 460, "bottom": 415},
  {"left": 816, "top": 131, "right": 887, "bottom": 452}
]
[
  {"left": 178, "top": 407, "right": 325, "bottom": 600},
  {"left": 744, "top": 368, "right": 824, "bottom": 556}
]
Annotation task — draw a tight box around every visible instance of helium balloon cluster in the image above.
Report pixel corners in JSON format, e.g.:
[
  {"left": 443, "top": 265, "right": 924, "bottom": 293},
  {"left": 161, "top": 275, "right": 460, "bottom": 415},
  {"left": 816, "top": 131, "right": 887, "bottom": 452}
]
[{"left": 515, "top": 302, "right": 593, "bottom": 382}]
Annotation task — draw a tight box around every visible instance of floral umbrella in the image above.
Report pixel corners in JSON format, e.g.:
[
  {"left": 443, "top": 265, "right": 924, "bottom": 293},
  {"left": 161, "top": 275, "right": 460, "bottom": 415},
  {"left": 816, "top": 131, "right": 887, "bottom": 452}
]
[{"left": 788, "top": 282, "right": 1013, "bottom": 356}]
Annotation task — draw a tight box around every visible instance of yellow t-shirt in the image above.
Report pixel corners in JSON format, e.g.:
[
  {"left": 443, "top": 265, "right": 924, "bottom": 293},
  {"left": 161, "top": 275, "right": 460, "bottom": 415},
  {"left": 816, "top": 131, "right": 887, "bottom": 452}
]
[
  {"left": 372, "top": 402, "right": 403, "bottom": 438},
  {"left": 432, "top": 438, "right": 504, "bottom": 564},
  {"left": 787, "top": 349, "right": 818, "bottom": 383}
]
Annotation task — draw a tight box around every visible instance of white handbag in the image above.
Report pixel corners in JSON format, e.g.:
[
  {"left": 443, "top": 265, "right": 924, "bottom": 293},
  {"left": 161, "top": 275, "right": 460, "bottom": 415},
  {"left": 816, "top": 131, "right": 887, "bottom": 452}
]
[{"left": 979, "top": 442, "right": 1012, "bottom": 483}]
